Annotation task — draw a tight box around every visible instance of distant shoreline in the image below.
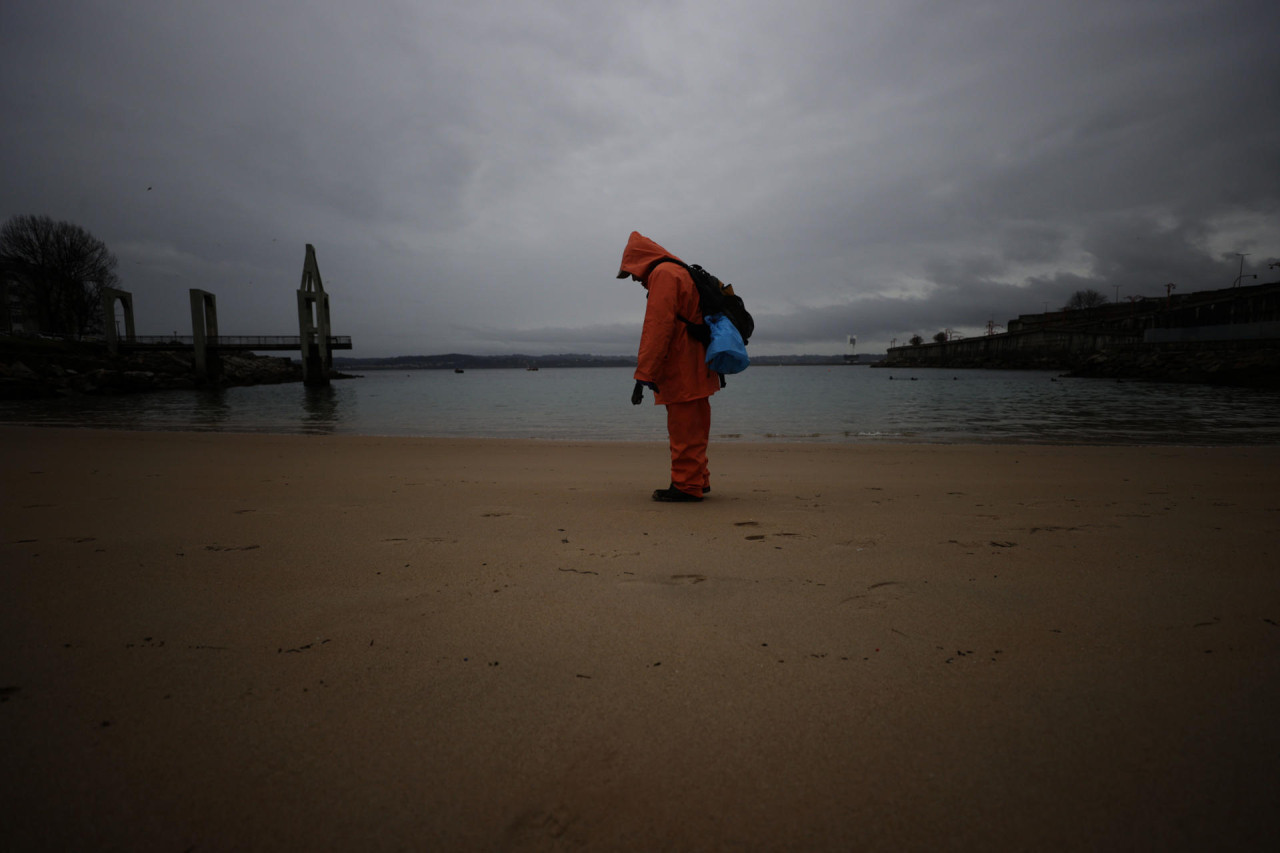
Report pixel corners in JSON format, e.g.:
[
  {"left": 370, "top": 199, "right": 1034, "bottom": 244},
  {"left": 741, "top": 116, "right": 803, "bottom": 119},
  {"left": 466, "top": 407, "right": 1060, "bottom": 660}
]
[{"left": 333, "top": 353, "right": 882, "bottom": 370}]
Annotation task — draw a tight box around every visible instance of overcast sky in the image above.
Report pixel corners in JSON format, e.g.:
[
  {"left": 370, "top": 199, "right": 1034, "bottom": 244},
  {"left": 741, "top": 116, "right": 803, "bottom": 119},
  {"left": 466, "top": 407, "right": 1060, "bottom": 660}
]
[{"left": 3, "top": 0, "right": 1277, "bottom": 357}]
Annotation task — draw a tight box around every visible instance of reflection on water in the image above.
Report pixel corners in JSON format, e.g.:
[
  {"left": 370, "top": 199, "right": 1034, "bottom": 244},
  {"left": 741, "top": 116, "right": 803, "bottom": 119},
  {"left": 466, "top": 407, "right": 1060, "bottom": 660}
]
[
  {"left": 194, "top": 389, "right": 231, "bottom": 429},
  {"left": 3, "top": 368, "right": 1280, "bottom": 445},
  {"left": 302, "top": 386, "right": 342, "bottom": 434}
]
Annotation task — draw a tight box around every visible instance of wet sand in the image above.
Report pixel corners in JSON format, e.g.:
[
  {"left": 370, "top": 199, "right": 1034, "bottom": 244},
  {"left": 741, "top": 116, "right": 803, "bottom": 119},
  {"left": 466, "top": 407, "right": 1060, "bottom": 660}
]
[{"left": 2, "top": 426, "right": 1279, "bottom": 850}]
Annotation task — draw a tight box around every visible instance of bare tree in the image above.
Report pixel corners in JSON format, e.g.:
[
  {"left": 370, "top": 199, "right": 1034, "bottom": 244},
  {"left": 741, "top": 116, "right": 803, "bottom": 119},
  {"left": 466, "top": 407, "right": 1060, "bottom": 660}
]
[
  {"left": 0, "top": 214, "right": 118, "bottom": 336},
  {"left": 1065, "top": 288, "right": 1108, "bottom": 310}
]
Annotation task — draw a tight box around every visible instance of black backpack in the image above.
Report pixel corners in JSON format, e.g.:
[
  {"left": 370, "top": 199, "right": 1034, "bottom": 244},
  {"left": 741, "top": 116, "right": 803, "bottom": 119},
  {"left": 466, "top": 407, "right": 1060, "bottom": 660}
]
[{"left": 653, "top": 257, "right": 754, "bottom": 347}]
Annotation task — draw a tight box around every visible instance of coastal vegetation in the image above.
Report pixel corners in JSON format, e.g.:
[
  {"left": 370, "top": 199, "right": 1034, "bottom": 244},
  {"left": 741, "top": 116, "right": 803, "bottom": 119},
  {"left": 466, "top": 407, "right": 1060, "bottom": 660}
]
[
  {"left": 1064, "top": 288, "right": 1109, "bottom": 310},
  {"left": 1, "top": 214, "right": 118, "bottom": 337}
]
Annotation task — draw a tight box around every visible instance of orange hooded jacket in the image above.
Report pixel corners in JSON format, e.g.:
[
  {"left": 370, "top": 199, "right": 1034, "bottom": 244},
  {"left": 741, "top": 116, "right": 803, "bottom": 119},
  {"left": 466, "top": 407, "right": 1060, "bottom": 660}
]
[{"left": 617, "top": 231, "right": 721, "bottom": 405}]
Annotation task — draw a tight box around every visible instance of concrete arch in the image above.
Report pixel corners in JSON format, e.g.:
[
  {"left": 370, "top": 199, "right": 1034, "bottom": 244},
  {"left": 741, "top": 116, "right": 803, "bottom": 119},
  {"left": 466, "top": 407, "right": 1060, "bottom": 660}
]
[{"left": 102, "top": 288, "right": 136, "bottom": 354}]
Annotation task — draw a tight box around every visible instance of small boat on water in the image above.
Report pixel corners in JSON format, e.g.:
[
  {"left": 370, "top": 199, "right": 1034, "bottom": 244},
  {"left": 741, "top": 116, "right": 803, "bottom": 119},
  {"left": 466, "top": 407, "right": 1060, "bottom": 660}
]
[{"left": 454, "top": 368, "right": 464, "bottom": 373}]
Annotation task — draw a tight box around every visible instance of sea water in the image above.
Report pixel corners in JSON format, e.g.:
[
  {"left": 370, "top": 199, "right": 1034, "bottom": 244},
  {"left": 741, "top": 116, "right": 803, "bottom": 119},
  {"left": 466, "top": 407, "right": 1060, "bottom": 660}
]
[{"left": 3, "top": 366, "right": 1280, "bottom": 445}]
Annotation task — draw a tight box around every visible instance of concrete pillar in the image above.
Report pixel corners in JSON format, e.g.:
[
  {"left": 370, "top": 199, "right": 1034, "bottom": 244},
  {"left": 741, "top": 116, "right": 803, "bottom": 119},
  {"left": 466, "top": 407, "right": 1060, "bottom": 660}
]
[
  {"left": 189, "top": 289, "right": 220, "bottom": 380},
  {"left": 297, "top": 244, "right": 332, "bottom": 387}
]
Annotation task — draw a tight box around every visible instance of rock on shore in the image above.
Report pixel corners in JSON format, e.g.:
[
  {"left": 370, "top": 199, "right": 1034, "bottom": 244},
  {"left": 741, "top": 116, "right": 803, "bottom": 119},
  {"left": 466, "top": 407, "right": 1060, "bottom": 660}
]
[{"left": 0, "top": 338, "right": 307, "bottom": 400}]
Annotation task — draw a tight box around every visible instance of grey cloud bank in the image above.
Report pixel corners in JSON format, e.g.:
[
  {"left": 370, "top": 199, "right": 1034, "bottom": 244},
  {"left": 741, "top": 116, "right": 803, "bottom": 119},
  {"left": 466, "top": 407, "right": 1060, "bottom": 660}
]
[{"left": 3, "top": 0, "right": 1277, "bottom": 357}]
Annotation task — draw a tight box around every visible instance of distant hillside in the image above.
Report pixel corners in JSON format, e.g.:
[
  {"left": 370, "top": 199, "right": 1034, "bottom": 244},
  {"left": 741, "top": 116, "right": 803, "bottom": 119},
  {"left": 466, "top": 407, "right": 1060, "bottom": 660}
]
[
  {"left": 333, "top": 353, "right": 633, "bottom": 370},
  {"left": 756, "top": 354, "right": 885, "bottom": 365},
  {"left": 333, "top": 353, "right": 883, "bottom": 370}
]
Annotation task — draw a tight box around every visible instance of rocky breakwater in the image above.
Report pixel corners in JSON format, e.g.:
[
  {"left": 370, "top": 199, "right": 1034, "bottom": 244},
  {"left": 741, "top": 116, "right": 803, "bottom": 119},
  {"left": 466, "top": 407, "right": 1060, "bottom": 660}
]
[
  {"left": 0, "top": 337, "right": 306, "bottom": 400},
  {"left": 1068, "top": 341, "right": 1280, "bottom": 389}
]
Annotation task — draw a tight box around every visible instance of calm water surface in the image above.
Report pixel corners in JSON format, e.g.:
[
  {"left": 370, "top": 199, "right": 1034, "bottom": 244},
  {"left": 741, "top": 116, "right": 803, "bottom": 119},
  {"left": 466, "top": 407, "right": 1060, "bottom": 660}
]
[{"left": 3, "top": 366, "right": 1280, "bottom": 445}]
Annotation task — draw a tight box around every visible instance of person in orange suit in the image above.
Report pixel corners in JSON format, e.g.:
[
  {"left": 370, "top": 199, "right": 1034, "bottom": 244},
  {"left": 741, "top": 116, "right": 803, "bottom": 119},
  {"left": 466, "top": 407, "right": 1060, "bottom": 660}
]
[{"left": 617, "top": 231, "right": 721, "bottom": 502}]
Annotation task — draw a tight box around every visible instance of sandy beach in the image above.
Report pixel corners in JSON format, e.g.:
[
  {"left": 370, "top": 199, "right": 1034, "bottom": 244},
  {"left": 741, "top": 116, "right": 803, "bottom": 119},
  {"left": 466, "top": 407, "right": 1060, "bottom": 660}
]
[{"left": 2, "top": 426, "right": 1278, "bottom": 851}]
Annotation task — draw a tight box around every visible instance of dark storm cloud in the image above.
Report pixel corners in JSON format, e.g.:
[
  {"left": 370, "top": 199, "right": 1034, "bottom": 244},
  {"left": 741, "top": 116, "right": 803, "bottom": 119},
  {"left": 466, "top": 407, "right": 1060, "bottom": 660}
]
[{"left": 2, "top": 0, "right": 1276, "bottom": 356}]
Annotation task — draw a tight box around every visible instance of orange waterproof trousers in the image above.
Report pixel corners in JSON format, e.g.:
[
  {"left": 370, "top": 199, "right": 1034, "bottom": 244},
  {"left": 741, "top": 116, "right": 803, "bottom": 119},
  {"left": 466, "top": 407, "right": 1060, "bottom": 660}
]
[{"left": 665, "top": 397, "right": 711, "bottom": 496}]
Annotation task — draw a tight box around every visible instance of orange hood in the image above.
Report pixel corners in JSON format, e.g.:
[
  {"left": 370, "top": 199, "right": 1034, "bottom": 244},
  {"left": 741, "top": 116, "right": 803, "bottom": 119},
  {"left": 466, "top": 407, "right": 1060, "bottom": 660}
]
[{"left": 616, "top": 231, "right": 683, "bottom": 281}]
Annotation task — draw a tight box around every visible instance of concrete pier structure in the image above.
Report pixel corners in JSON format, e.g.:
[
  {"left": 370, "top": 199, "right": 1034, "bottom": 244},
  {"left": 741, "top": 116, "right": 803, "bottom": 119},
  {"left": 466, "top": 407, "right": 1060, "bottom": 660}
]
[
  {"left": 102, "top": 288, "right": 136, "bottom": 354},
  {"left": 296, "top": 244, "right": 332, "bottom": 387},
  {"left": 189, "top": 289, "right": 220, "bottom": 380}
]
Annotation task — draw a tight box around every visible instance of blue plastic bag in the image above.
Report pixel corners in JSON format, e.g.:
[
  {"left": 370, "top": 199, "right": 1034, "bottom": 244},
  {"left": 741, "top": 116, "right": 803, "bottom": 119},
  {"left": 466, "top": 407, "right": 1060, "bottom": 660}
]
[{"left": 704, "top": 313, "right": 749, "bottom": 375}]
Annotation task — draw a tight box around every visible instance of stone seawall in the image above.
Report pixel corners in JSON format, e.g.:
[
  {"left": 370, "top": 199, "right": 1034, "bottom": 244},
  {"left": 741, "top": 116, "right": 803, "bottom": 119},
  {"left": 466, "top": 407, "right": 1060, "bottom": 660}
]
[
  {"left": 880, "top": 328, "right": 1135, "bottom": 371},
  {"left": 880, "top": 329, "right": 1280, "bottom": 387}
]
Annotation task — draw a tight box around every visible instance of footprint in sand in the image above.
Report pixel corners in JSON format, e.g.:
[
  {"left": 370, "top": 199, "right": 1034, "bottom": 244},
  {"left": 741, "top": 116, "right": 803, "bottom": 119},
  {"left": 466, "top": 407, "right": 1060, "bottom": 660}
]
[
  {"left": 503, "top": 805, "right": 578, "bottom": 845},
  {"left": 841, "top": 580, "right": 909, "bottom": 610},
  {"left": 619, "top": 573, "right": 708, "bottom": 587},
  {"left": 745, "top": 531, "right": 802, "bottom": 542}
]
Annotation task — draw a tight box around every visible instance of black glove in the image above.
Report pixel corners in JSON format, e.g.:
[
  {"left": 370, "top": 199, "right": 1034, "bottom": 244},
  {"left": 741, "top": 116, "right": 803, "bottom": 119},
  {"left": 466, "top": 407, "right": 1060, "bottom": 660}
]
[{"left": 631, "top": 380, "right": 658, "bottom": 404}]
